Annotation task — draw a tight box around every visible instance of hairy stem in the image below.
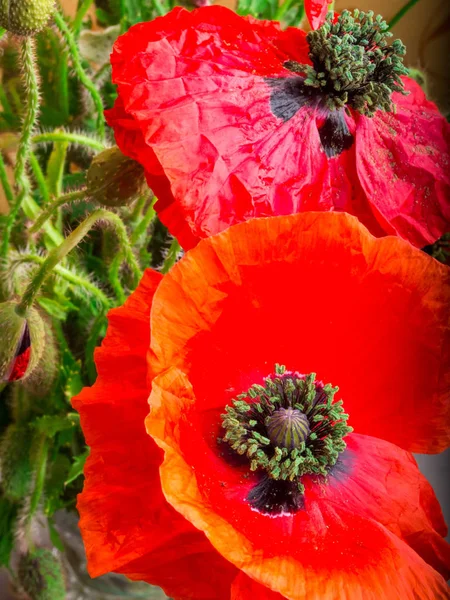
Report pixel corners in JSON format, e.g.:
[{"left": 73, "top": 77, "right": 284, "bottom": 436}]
[
  {"left": 161, "top": 238, "right": 181, "bottom": 274},
  {"left": 54, "top": 12, "right": 105, "bottom": 139},
  {"left": 1, "top": 38, "right": 40, "bottom": 259},
  {"left": 25, "top": 434, "right": 48, "bottom": 544},
  {"left": 28, "top": 152, "right": 50, "bottom": 204},
  {"left": 0, "top": 152, "right": 14, "bottom": 207},
  {"left": 16, "top": 209, "right": 141, "bottom": 316},
  {"left": 32, "top": 131, "right": 105, "bottom": 152},
  {"left": 29, "top": 189, "right": 86, "bottom": 234},
  {"left": 73, "top": 0, "right": 95, "bottom": 36},
  {"left": 16, "top": 254, "right": 111, "bottom": 308}
]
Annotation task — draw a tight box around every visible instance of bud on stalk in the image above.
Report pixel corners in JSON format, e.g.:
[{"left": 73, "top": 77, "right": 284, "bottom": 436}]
[
  {"left": 86, "top": 146, "right": 147, "bottom": 208},
  {"left": 0, "top": 0, "right": 55, "bottom": 36}
]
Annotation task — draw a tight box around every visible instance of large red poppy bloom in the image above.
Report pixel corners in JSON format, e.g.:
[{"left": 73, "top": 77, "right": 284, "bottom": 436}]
[
  {"left": 106, "top": 6, "right": 450, "bottom": 250},
  {"left": 74, "top": 213, "right": 450, "bottom": 599}
]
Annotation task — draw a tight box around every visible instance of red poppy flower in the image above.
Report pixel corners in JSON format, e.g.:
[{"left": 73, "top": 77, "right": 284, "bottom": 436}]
[
  {"left": 106, "top": 6, "right": 450, "bottom": 250},
  {"left": 74, "top": 213, "right": 450, "bottom": 599}
]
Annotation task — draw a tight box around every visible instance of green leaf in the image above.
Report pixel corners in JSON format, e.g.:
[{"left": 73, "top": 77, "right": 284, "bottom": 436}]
[
  {"left": 37, "top": 297, "right": 69, "bottom": 320},
  {"left": 44, "top": 454, "right": 72, "bottom": 515},
  {"left": 18, "top": 548, "right": 66, "bottom": 600},
  {"left": 237, "top": 0, "right": 278, "bottom": 18},
  {"left": 32, "top": 414, "right": 79, "bottom": 438},
  {"left": 65, "top": 448, "right": 89, "bottom": 485},
  {"left": 46, "top": 136, "right": 69, "bottom": 198},
  {"left": 0, "top": 424, "right": 33, "bottom": 501},
  {"left": 0, "top": 496, "right": 17, "bottom": 567}
]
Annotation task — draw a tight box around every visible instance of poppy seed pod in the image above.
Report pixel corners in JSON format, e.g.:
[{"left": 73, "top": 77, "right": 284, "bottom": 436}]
[
  {"left": 86, "top": 146, "right": 148, "bottom": 208},
  {"left": 0, "top": 300, "right": 46, "bottom": 382},
  {"left": 0, "top": 0, "right": 55, "bottom": 36}
]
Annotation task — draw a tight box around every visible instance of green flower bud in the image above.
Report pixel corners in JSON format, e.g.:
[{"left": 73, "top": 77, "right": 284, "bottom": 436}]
[
  {"left": 0, "top": 300, "right": 46, "bottom": 382},
  {"left": 86, "top": 146, "right": 148, "bottom": 208},
  {"left": 0, "top": 0, "right": 55, "bottom": 36},
  {"left": 18, "top": 548, "right": 65, "bottom": 600}
]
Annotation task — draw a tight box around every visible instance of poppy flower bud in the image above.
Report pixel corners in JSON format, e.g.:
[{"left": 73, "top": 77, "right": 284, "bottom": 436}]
[
  {"left": 18, "top": 548, "right": 65, "bottom": 600},
  {"left": 86, "top": 146, "right": 147, "bottom": 208},
  {"left": 0, "top": 300, "right": 46, "bottom": 382},
  {"left": 0, "top": 0, "right": 55, "bottom": 36}
]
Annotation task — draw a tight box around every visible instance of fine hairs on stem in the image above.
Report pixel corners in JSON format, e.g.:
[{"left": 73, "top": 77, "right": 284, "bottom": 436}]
[
  {"left": 16, "top": 209, "right": 142, "bottom": 317},
  {"left": 53, "top": 12, "right": 106, "bottom": 139},
  {"left": 1, "top": 37, "right": 40, "bottom": 259}
]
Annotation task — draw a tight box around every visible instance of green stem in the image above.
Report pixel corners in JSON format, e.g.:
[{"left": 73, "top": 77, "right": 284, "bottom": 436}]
[
  {"left": 0, "top": 152, "right": 14, "bottom": 207},
  {"left": 388, "top": 0, "right": 421, "bottom": 29},
  {"left": 16, "top": 209, "right": 141, "bottom": 316},
  {"left": 0, "top": 27, "right": 6, "bottom": 40},
  {"left": 17, "top": 254, "right": 111, "bottom": 307},
  {"left": 53, "top": 12, "right": 105, "bottom": 139},
  {"left": 73, "top": 0, "right": 94, "bottom": 36},
  {"left": 22, "top": 195, "right": 64, "bottom": 247},
  {"left": 274, "top": 0, "right": 300, "bottom": 21},
  {"left": 131, "top": 197, "right": 155, "bottom": 244},
  {"left": 108, "top": 254, "right": 126, "bottom": 303},
  {"left": 152, "top": 0, "right": 165, "bottom": 17},
  {"left": 14, "top": 39, "right": 40, "bottom": 189},
  {"left": 32, "top": 131, "right": 105, "bottom": 152},
  {"left": 26, "top": 434, "right": 48, "bottom": 540},
  {"left": 29, "top": 189, "right": 86, "bottom": 234},
  {"left": 29, "top": 152, "right": 50, "bottom": 204},
  {"left": 1, "top": 38, "right": 40, "bottom": 259},
  {"left": 161, "top": 238, "right": 181, "bottom": 274}
]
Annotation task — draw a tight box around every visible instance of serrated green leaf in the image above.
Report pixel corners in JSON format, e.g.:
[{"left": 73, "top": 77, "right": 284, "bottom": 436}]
[
  {"left": 32, "top": 414, "right": 79, "bottom": 438},
  {"left": 65, "top": 448, "right": 89, "bottom": 485},
  {"left": 37, "top": 297, "right": 69, "bottom": 320}
]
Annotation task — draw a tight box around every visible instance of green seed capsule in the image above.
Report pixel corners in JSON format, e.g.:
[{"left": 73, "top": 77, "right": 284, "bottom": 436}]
[
  {"left": 266, "top": 407, "right": 310, "bottom": 451},
  {"left": 0, "top": 0, "right": 55, "bottom": 36}
]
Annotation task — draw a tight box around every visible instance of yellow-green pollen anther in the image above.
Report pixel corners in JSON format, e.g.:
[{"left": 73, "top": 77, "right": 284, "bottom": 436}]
[
  {"left": 285, "top": 9, "right": 409, "bottom": 117},
  {"left": 221, "top": 365, "right": 353, "bottom": 494}
]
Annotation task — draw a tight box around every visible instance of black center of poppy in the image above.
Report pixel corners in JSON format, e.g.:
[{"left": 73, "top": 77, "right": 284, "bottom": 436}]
[
  {"left": 267, "top": 10, "right": 409, "bottom": 158},
  {"left": 220, "top": 365, "right": 352, "bottom": 515}
]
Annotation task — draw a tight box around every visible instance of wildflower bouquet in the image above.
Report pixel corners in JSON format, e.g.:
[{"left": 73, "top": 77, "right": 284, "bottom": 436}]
[{"left": 0, "top": 0, "right": 449, "bottom": 599}]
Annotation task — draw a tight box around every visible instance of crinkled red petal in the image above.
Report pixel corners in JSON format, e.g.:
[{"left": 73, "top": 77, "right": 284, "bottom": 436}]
[
  {"left": 72, "top": 269, "right": 237, "bottom": 599},
  {"left": 107, "top": 6, "right": 450, "bottom": 248},
  {"left": 355, "top": 77, "right": 450, "bottom": 247}
]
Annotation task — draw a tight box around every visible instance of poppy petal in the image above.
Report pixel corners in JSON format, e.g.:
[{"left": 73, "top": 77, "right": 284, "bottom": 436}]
[
  {"left": 304, "top": 0, "right": 332, "bottom": 30},
  {"left": 150, "top": 212, "right": 450, "bottom": 453},
  {"left": 147, "top": 368, "right": 450, "bottom": 600},
  {"left": 231, "top": 572, "right": 284, "bottom": 599},
  {"left": 356, "top": 77, "right": 450, "bottom": 248},
  {"left": 72, "top": 269, "right": 237, "bottom": 599}
]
